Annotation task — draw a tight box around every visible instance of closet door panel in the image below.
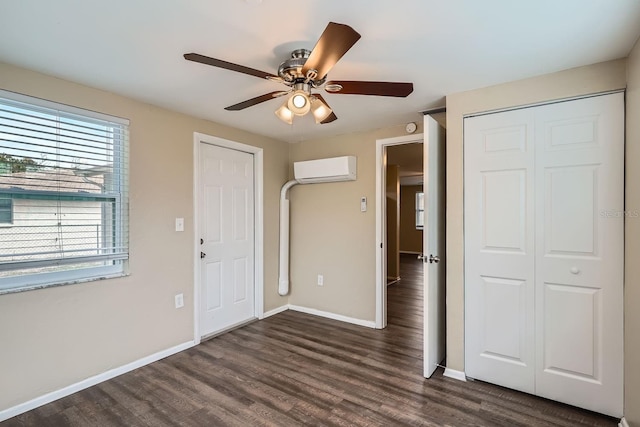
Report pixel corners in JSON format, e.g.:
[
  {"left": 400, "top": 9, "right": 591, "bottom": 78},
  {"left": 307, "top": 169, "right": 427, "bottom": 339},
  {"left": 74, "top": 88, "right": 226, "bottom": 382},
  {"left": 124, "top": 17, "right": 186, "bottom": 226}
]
[
  {"left": 464, "top": 109, "right": 535, "bottom": 393},
  {"left": 534, "top": 93, "right": 624, "bottom": 417}
]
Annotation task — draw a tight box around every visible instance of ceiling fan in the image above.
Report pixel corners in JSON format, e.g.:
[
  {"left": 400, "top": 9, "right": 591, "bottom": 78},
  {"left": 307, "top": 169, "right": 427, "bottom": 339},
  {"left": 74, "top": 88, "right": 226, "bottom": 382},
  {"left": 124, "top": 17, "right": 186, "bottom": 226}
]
[{"left": 184, "top": 22, "right": 414, "bottom": 125}]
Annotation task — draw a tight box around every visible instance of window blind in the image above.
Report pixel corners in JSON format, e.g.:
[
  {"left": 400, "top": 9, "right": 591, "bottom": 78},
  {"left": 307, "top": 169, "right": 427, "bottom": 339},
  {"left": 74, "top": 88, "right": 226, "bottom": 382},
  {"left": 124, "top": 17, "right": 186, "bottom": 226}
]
[
  {"left": 0, "top": 91, "right": 129, "bottom": 291},
  {"left": 415, "top": 191, "right": 424, "bottom": 229}
]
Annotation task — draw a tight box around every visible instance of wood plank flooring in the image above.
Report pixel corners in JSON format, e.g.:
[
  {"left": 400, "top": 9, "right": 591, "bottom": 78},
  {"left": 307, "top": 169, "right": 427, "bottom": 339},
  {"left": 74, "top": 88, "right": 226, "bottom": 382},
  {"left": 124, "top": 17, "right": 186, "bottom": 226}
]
[{"left": 3, "top": 254, "right": 618, "bottom": 426}]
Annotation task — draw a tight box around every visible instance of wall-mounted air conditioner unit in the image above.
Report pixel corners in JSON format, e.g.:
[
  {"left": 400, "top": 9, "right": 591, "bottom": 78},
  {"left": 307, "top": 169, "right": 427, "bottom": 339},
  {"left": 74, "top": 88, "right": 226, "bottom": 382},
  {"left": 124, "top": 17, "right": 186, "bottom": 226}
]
[{"left": 294, "top": 156, "right": 357, "bottom": 183}]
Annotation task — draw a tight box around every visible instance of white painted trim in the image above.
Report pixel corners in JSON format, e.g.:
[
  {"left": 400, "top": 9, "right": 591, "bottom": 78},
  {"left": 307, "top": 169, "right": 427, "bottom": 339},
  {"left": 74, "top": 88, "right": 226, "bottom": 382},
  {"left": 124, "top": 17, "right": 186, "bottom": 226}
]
[
  {"left": 443, "top": 368, "right": 467, "bottom": 382},
  {"left": 375, "top": 141, "right": 385, "bottom": 329},
  {"left": 375, "top": 133, "right": 424, "bottom": 329},
  {"left": 288, "top": 305, "right": 376, "bottom": 328},
  {"left": 618, "top": 417, "right": 629, "bottom": 427},
  {"left": 193, "top": 139, "right": 201, "bottom": 345},
  {"left": 0, "top": 89, "right": 130, "bottom": 125},
  {"left": 0, "top": 340, "right": 195, "bottom": 422},
  {"left": 464, "top": 89, "right": 625, "bottom": 119},
  {"left": 260, "top": 305, "right": 289, "bottom": 319},
  {"left": 193, "top": 133, "right": 265, "bottom": 344}
]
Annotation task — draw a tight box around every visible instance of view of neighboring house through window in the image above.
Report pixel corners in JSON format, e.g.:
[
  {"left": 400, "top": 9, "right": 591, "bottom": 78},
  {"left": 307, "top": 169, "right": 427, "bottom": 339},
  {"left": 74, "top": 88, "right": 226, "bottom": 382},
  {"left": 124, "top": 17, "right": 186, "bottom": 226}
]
[
  {"left": 416, "top": 191, "right": 425, "bottom": 230},
  {"left": 0, "top": 198, "right": 12, "bottom": 224},
  {"left": 0, "top": 91, "right": 129, "bottom": 292}
]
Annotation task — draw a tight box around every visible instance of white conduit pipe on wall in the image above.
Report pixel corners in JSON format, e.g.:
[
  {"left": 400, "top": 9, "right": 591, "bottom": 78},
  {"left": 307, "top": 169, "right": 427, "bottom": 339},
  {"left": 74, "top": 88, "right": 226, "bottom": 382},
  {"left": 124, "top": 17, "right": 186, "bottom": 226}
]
[
  {"left": 278, "top": 179, "right": 300, "bottom": 296},
  {"left": 278, "top": 155, "right": 357, "bottom": 296}
]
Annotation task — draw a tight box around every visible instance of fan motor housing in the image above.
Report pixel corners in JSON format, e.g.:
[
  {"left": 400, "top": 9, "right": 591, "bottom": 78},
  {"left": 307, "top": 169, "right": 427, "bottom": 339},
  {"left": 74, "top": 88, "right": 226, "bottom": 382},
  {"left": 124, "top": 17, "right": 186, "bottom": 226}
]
[{"left": 278, "top": 49, "right": 326, "bottom": 87}]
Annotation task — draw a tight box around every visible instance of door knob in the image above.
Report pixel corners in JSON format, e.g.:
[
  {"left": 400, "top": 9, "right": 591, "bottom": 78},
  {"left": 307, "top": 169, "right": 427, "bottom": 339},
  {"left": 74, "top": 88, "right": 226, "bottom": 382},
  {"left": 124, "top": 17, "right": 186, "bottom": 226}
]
[
  {"left": 418, "top": 254, "right": 425, "bottom": 261},
  {"left": 200, "top": 252, "right": 206, "bottom": 259},
  {"left": 429, "top": 254, "right": 440, "bottom": 264}
]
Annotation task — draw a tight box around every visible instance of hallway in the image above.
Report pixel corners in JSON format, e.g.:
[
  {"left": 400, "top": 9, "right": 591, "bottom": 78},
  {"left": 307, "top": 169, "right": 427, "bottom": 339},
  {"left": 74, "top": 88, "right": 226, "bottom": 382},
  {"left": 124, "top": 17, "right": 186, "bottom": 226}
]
[{"left": 387, "top": 253, "right": 424, "bottom": 333}]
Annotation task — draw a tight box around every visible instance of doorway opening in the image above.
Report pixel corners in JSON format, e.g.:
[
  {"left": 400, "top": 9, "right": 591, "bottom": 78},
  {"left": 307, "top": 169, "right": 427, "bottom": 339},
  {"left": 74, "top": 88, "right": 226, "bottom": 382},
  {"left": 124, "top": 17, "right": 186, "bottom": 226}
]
[
  {"left": 386, "top": 142, "right": 425, "bottom": 286},
  {"left": 385, "top": 142, "right": 426, "bottom": 336},
  {"left": 375, "top": 114, "right": 447, "bottom": 378}
]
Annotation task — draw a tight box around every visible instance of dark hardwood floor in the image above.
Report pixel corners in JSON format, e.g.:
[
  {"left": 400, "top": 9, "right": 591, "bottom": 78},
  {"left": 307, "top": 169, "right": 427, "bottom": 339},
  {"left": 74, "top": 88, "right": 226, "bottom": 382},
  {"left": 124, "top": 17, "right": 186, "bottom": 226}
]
[{"left": 3, "top": 254, "right": 618, "bottom": 426}]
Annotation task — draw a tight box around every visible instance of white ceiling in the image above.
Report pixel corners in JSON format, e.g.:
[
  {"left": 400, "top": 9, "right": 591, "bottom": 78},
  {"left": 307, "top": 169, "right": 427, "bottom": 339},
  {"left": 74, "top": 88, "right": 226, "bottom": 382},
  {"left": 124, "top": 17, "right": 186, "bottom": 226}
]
[{"left": 1, "top": 1, "right": 639, "bottom": 143}]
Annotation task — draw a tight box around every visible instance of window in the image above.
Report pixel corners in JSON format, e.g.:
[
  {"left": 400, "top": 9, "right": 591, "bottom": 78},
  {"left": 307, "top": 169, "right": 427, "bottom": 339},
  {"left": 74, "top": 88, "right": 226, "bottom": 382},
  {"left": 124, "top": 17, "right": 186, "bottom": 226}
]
[
  {"left": 0, "top": 91, "right": 129, "bottom": 293},
  {"left": 0, "top": 198, "right": 12, "bottom": 224},
  {"left": 416, "top": 191, "right": 424, "bottom": 230}
]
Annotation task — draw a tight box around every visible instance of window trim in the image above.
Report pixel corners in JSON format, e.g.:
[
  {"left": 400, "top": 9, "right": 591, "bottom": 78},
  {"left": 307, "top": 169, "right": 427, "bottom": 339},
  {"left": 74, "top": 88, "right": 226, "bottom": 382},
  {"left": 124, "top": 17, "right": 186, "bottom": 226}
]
[
  {"left": 0, "top": 90, "right": 129, "bottom": 294},
  {"left": 416, "top": 191, "right": 425, "bottom": 230}
]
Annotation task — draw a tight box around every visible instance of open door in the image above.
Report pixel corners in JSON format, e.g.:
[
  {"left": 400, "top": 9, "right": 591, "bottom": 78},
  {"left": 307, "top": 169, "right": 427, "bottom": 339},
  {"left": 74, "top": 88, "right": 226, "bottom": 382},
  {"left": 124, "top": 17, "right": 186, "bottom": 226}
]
[{"left": 422, "top": 115, "right": 446, "bottom": 378}]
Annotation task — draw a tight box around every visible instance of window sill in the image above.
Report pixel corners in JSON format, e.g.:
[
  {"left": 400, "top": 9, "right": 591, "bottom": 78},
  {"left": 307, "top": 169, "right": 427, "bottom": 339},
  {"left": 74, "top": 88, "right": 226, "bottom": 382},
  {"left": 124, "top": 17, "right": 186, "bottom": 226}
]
[{"left": 0, "top": 271, "right": 130, "bottom": 296}]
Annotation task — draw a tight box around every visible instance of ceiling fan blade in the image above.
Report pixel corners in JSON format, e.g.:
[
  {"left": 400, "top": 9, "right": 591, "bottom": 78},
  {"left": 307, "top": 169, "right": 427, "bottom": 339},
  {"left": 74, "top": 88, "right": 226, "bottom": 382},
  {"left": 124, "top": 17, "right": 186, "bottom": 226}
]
[
  {"left": 184, "top": 53, "right": 279, "bottom": 80},
  {"left": 225, "top": 91, "right": 289, "bottom": 111},
  {"left": 302, "top": 22, "right": 361, "bottom": 79},
  {"left": 312, "top": 94, "right": 338, "bottom": 124},
  {"left": 325, "top": 80, "right": 414, "bottom": 97}
]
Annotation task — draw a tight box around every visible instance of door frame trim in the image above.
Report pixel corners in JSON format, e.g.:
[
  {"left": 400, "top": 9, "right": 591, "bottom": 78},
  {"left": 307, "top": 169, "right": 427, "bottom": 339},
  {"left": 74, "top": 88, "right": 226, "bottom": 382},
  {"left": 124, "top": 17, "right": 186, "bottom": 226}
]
[
  {"left": 375, "top": 133, "right": 424, "bottom": 329},
  {"left": 192, "top": 132, "right": 264, "bottom": 344}
]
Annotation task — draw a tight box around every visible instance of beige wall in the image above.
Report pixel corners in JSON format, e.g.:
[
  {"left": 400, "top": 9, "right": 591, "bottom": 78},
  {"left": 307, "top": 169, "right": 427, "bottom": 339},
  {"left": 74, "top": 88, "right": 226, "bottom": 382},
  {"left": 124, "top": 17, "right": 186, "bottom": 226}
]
[
  {"left": 400, "top": 185, "right": 423, "bottom": 253},
  {"left": 445, "top": 58, "right": 627, "bottom": 373},
  {"left": 625, "top": 37, "right": 640, "bottom": 427},
  {"left": 287, "top": 121, "right": 423, "bottom": 321},
  {"left": 0, "top": 62, "right": 289, "bottom": 411}
]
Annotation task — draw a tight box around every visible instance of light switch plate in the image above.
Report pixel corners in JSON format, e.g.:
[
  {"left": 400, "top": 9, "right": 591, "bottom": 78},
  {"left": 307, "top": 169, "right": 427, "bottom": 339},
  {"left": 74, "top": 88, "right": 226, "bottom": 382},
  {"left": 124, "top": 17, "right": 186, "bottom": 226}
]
[
  {"left": 175, "top": 217, "right": 184, "bottom": 232},
  {"left": 175, "top": 293, "right": 184, "bottom": 308},
  {"left": 360, "top": 197, "right": 367, "bottom": 212}
]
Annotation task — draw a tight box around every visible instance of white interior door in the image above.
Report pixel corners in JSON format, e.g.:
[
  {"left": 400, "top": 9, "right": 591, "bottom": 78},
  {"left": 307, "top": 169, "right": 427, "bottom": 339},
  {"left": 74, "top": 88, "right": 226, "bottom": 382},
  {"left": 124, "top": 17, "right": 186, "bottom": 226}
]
[
  {"left": 533, "top": 94, "right": 624, "bottom": 416},
  {"left": 464, "top": 93, "right": 624, "bottom": 417},
  {"left": 199, "top": 143, "right": 255, "bottom": 337},
  {"left": 464, "top": 107, "right": 536, "bottom": 393},
  {"left": 423, "top": 115, "right": 446, "bottom": 378}
]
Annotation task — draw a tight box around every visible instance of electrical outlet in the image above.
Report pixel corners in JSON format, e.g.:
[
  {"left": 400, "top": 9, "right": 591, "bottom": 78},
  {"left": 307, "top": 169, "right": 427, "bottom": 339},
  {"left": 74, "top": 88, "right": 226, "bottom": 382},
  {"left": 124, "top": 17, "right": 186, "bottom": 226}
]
[
  {"left": 175, "top": 293, "right": 184, "bottom": 308},
  {"left": 317, "top": 274, "right": 324, "bottom": 286}
]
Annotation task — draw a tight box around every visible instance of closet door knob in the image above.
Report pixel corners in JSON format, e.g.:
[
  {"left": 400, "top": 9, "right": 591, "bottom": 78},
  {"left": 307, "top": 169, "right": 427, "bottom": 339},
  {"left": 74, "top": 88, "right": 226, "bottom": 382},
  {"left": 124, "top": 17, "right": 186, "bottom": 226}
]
[{"left": 570, "top": 267, "right": 580, "bottom": 274}]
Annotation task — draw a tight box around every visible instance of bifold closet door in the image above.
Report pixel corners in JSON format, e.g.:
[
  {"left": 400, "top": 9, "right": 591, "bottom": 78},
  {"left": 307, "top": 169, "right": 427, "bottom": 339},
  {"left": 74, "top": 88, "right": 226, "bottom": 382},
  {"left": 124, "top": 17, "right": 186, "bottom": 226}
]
[
  {"left": 533, "top": 93, "right": 623, "bottom": 417},
  {"left": 464, "top": 107, "right": 536, "bottom": 394},
  {"left": 464, "top": 93, "right": 624, "bottom": 417}
]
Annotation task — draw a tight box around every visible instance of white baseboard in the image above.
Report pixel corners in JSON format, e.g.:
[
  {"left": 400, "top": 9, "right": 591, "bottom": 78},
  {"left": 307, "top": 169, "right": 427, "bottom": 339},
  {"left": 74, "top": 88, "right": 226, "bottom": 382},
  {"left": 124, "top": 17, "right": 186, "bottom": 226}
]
[
  {"left": 288, "top": 304, "right": 376, "bottom": 329},
  {"left": 619, "top": 417, "right": 629, "bottom": 427},
  {"left": 387, "top": 278, "right": 400, "bottom": 286},
  {"left": 260, "top": 305, "right": 288, "bottom": 319},
  {"left": 0, "top": 340, "right": 195, "bottom": 422},
  {"left": 443, "top": 368, "right": 467, "bottom": 382}
]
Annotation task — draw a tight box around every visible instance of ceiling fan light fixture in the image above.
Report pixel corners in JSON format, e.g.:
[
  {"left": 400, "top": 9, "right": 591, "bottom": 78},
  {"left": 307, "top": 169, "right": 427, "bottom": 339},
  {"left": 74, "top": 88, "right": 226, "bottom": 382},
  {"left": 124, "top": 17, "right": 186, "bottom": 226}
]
[
  {"left": 185, "top": 22, "right": 415, "bottom": 126},
  {"left": 292, "top": 93, "right": 307, "bottom": 108},
  {"left": 311, "top": 97, "right": 333, "bottom": 124},
  {"left": 287, "top": 90, "right": 311, "bottom": 115},
  {"left": 275, "top": 102, "right": 293, "bottom": 124}
]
